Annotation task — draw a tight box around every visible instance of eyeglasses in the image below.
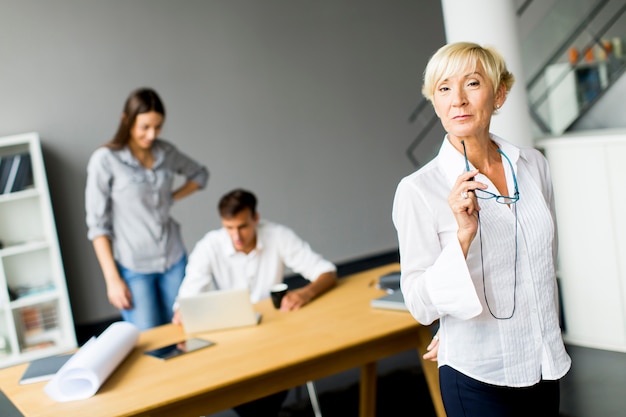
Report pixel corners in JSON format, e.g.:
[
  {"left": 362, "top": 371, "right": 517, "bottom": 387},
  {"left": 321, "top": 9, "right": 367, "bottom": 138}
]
[
  {"left": 461, "top": 140, "right": 519, "bottom": 204},
  {"left": 460, "top": 140, "right": 518, "bottom": 320}
]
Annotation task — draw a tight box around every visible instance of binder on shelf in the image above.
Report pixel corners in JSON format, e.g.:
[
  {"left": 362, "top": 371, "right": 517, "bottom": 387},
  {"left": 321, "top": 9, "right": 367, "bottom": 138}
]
[
  {"left": 1, "top": 153, "right": 32, "bottom": 194},
  {"left": 2, "top": 154, "right": 20, "bottom": 194},
  {"left": 11, "top": 153, "right": 33, "bottom": 193},
  {"left": 0, "top": 156, "right": 13, "bottom": 193}
]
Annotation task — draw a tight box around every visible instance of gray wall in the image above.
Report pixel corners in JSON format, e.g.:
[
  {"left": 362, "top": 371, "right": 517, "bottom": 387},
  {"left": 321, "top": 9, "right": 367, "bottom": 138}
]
[
  {"left": 0, "top": 1, "right": 446, "bottom": 325},
  {"left": 2, "top": 0, "right": 624, "bottom": 326}
]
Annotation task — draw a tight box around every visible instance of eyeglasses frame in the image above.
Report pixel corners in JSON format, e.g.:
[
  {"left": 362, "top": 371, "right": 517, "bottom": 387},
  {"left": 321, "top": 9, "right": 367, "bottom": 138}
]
[
  {"left": 461, "top": 140, "right": 519, "bottom": 204},
  {"left": 460, "top": 140, "right": 518, "bottom": 320}
]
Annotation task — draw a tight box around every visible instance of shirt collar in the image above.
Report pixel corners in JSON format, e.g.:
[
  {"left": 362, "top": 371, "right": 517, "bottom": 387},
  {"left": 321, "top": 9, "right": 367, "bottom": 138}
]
[
  {"left": 437, "top": 133, "right": 522, "bottom": 188},
  {"left": 117, "top": 139, "right": 165, "bottom": 168}
]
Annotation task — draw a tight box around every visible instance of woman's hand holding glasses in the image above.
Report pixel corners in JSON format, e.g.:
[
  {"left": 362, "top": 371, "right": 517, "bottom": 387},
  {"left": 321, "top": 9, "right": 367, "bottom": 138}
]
[{"left": 449, "top": 169, "right": 487, "bottom": 257}]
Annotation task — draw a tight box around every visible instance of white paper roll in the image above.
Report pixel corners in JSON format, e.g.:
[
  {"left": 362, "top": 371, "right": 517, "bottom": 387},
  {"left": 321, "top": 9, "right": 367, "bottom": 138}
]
[{"left": 44, "top": 321, "right": 139, "bottom": 402}]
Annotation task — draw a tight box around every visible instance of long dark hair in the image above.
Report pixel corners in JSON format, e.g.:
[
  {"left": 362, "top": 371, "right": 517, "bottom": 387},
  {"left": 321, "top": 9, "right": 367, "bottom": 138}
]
[{"left": 105, "top": 87, "right": 166, "bottom": 150}]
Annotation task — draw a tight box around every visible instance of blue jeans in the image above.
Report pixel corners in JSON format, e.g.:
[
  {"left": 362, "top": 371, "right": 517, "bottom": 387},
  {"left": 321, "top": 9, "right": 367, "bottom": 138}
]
[{"left": 116, "top": 255, "right": 187, "bottom": 330}]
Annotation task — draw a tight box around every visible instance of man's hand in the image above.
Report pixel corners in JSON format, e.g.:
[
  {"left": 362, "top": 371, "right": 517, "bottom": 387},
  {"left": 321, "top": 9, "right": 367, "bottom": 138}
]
[
  {"left": 172, "top": 309, "right": 183, "bottom": 325},
  {"left": 278, "top": 271, "right": 339, "bottom": 311},
  {"left": 279, "top": 290, "right": 310, "bottom": 311}
]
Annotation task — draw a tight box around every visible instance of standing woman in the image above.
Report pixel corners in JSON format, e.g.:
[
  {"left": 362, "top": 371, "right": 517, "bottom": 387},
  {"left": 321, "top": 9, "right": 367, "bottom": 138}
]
[
  {"left": 86, "top": 87, "right": 209, "bottom": 330},
  {"left": 392, "top": 43, "right": 570, "bottom": 416}
]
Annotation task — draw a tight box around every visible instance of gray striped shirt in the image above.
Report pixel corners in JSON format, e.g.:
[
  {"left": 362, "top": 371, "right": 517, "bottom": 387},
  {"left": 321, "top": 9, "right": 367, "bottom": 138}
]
[{"left": 85, "top": 139, "right": 208, "bottom": 273}]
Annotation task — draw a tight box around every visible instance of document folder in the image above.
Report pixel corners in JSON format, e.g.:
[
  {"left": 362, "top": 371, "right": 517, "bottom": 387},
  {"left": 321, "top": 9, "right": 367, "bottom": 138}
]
[{"left": 370, "top": 291, "right": 408, "bottom": 312}]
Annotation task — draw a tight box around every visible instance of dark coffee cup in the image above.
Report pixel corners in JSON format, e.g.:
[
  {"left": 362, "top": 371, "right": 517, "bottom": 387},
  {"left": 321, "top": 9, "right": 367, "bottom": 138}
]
[{"left": 270, "top": 283, "right": 288, "bottom": 309}]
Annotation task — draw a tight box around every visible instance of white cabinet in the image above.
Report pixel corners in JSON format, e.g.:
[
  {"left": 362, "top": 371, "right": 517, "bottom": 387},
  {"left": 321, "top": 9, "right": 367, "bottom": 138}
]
[
  {"left": 0, "top": 132, "right": 77, "bottom": 367},
  {"left": 537, "top": 129, "right": 626, "bottom": 352}
]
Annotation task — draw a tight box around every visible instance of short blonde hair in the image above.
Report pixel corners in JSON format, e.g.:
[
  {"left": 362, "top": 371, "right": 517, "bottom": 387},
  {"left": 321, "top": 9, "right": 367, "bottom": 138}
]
[{"left": 421, "top": 42, "right": 515, "bottom": 103}]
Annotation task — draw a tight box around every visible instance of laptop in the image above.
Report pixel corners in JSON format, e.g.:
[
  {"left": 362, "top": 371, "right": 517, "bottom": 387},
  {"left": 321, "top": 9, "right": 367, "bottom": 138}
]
[{"left": 176, "top": 288, "right": 261, "bottom": 334}]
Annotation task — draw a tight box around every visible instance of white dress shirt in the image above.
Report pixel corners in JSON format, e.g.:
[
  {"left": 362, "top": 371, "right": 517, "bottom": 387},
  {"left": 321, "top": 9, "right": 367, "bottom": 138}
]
[
  {"left": 392, "top": 134, "right": 571, "bottom": 387},
  {"left": 176, "top": 220, "right": 336, "bottom": 304}
]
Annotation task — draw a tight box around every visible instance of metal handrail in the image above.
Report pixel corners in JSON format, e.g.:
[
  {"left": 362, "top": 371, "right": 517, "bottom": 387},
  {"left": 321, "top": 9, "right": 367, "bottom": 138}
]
[
  {"left": 528, "top": 0, "right": 626, "bottom": 134},
  {"left": 406, "top": 112, "right": 439, "bottom": 168},
  {"left": 525, "top": 0, "right": 610, "bottom": 92},
  {"left": 406, "top": 0, "right": 624, "bottom": 166}
]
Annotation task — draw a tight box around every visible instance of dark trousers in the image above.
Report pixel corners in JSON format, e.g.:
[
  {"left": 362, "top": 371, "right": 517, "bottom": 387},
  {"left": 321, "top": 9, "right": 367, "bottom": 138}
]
[
  {"left": 233, "top": 389, "right": 289, "bottom": 417},
  {"left": 439, "top": 365, "right": 560, "bottom": 417}
]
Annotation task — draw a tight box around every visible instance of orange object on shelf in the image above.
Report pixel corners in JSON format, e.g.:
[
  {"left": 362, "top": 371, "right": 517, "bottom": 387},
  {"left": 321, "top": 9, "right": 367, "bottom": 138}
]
[
  {"left": 584, "top": 46, "right": 594, "bottom": 63},
  {"left": 569, "top": 47, "right": 579, "bottom": 65}
]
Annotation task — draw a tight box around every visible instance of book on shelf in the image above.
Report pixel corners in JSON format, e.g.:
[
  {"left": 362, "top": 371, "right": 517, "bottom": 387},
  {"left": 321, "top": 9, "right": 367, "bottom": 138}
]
[
  {"left": 19, "top": 304, "right": 59, "bottom": 338},
  {"left": 1, "top": 154, "right": 20, "bottom": 194},
  {"left": 0, "top": 153, "right": 33, "bottom": 194},
  {"left": 10, "top": 282, "right": 56, "bottom": 300},
  {"left": 11, "top": 153, "right": 33, "bottom": 192},
  {"left": 0, "top": 156, "right": 12, "bottom": 193}
]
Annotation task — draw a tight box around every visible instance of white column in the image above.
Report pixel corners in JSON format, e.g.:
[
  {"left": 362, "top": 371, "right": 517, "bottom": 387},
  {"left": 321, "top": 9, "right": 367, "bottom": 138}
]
[{"left": 440, "top": 0, "right": 532, "bottom": 147}]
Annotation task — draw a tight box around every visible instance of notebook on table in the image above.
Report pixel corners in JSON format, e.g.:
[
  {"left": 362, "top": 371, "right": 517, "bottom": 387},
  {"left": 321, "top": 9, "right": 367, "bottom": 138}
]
[
  {"left": 19, "top": 353, "right": 73, "bottom": 384},
  {"left": 370, "top": 270, "right": 407, "bottom": 311},
  {"left": 176, "top": 288, "right": 261, "bottom": 334},
  {"left": 370, "top": 290, "right": 408, "bottom": 312},
  {"left": 377, "top": 271, "right": 401, "bottom": 292}
]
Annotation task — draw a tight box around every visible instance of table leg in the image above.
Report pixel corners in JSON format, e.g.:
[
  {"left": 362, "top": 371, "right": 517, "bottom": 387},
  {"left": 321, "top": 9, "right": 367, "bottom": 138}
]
[
  {"left": 359, "top": 361, "right": 377, "bottom": 417},
  {"left": 416, "top": 326, "right": 446, "bottom": 417}
]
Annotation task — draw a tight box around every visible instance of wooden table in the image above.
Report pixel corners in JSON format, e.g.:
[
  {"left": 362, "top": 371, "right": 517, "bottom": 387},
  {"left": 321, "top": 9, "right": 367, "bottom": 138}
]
[{"left": 0, "top": 264, "right": 445, "bottom": 417}]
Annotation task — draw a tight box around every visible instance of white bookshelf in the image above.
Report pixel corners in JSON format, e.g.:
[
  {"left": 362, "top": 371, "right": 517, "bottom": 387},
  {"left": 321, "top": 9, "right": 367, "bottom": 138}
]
[{"left": 0, "top": 132, "right": 77, "bottom": 367}]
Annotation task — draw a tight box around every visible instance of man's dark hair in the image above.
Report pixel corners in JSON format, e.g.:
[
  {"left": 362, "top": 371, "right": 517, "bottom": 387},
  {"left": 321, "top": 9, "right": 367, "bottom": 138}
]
[{"left": 218, "top": 189, "right": 257, "bottom": 218}]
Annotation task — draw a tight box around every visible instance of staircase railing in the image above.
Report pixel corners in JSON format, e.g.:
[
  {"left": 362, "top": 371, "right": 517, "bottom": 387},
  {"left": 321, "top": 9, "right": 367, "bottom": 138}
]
[
  {"left": 525, "top": 0, "right": 626, "bottom": 135},
  {"left": 405, "top": 0, "right": 625, "bottom": 168}
]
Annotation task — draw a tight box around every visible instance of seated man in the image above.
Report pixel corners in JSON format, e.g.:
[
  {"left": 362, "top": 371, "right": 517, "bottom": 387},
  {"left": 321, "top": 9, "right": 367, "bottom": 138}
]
[{"left": 173, "top": 188, "right": 338, "bottom": 417}]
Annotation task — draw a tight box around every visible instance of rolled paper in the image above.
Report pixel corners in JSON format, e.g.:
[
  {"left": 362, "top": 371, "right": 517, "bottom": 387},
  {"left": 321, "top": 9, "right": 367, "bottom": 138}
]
[{"left": 44, "top": 321, "right": 139, "bottom": 402}]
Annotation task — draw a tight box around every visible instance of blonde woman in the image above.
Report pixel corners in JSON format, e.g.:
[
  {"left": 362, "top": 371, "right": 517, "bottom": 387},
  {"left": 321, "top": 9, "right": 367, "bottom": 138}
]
[{"left": 393, "top": 43, "right": 570, "bottom": 416}]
